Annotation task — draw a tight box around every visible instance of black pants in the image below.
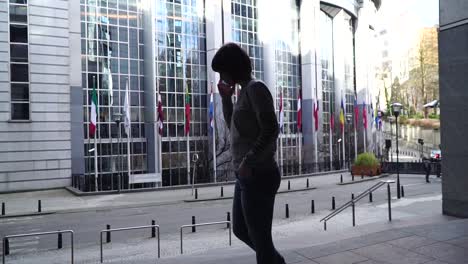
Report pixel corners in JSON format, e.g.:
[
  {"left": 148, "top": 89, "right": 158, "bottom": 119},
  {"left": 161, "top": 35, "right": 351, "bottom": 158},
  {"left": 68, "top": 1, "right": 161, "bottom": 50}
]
[{"left": 233, "top": 165, "right": 284, "bottom": 264}]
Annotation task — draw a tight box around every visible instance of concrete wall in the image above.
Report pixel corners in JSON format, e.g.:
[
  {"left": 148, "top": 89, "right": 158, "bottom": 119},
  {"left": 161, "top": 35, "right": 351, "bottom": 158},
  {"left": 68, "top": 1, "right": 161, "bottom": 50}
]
[
  {"left": 439, "top": 1, "right": 468, "bottom": 218},
  {"left": 0, "top": 0, "right": 78, "bottom": 192}
]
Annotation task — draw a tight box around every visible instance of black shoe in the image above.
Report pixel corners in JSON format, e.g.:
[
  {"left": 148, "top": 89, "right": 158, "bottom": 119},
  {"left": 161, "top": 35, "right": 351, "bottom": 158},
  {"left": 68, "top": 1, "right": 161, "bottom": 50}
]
[{"left": 426, "top": 180, "right": 431, "bottom": 183}]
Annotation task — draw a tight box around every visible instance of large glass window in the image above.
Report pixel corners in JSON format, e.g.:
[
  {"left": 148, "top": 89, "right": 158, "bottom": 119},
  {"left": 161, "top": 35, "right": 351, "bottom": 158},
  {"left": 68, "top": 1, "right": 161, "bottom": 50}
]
[
  {"left": 155, "top": 0, "right": 208, "bottom": 186},
  {"left": 275, "top": 0, "right": 301, "bottom": 176},
  {"left": 9, "top": 0, "right": 29, "bottom": 121},
  {"left": 320, "top": 10, "right": 334, "bottom": 163},
  {"left": 80, "top": 0, "right": 147, "bottom": 191},
  {"left": 231, "top": 0, "right": 263, "bottom": 79}
]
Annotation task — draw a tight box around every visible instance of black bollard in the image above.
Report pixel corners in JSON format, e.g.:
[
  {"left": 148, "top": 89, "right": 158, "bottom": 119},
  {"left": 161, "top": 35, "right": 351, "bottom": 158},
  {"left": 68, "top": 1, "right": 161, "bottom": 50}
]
[
  {"left": 288, "top": 180, "right": 291, "bottom": 190},
  {"left": 311, "top": 200, "right": 315, "bottom": 214},
  {"left": 192, "top": 216, "right": 196, "bottom": 233},
  {"left": 352, "top": 173, "right": 355, "bottom": 181},
  {"left": 340, "top": 174, "right": 343, "bottom": 183},
  {"left": 369, "top": 192, "right": 373, "bottom": 203},
  {"left": 226, "top": 212, "right": 231, "bottom": 228},
  {"left": 58, "top": 232, "right": 63, "bottom": 249},
  {"left": 221, "top": 186, "right": 224, "bottom": 197},
  {"left": 38, "top": 200, "right": 42, "bottom": 213},
  {"left": 332, "top": 197, "right": 336, "bottom": 210},
  {"left": 401, "top": 186, "right": 405, "bottom": 197},
  {"left": 306, "top": 178, "right": 309, "bottom": 188},
  {"left": 151, "top": 220, "right": 156, "bottom": 238},
  {"left": 106, "top": 224, "right": 111, "bottom": 243},
  {"left": 285, "top": 204, "right": 289, "bottom": 218},
  {"left": 5, "top": 238, "right": 9, "bottom": 255},
  {"left": 195, "top": 188, "right": 198, "bottom": 199},
  {"left": 352, "top": 193, "right": 355, "bottom": 227},
  {"left": 2, "top": 202, "right": 5, "bottom": 216},
  {"left": 361, "top": 174, "right": 364, "bottom": 180}
]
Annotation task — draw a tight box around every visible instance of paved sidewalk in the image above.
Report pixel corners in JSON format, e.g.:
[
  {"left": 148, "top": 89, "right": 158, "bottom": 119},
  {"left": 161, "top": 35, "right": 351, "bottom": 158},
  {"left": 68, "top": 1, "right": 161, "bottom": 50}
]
[
  {"left": 0, "top": 171, "right": 356, "bottom": 216},
  {"left": 129, "top": 218, "right": 468, "bottom": 264}
]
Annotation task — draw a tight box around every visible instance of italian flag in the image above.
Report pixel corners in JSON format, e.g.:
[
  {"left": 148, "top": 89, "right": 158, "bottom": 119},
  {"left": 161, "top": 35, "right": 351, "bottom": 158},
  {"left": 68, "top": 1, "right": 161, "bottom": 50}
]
[{"left": 89, "top": 85, "right": 98, "bottom": 137}]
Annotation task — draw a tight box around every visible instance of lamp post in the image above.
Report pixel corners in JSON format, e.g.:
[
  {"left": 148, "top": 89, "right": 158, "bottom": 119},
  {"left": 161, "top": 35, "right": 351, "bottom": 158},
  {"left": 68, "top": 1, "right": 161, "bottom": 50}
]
[
  {"left": 391, "top": 103, "right": 403, "bottom": 199},
  {"left": 346, "top": 115, "right": 352, "bottom": 169},
  {"left": 113, "top": 112, "right": 123, "bottom": 193},
  {"left": 337, "top": 138, "right": 342, "bottom": 169}
]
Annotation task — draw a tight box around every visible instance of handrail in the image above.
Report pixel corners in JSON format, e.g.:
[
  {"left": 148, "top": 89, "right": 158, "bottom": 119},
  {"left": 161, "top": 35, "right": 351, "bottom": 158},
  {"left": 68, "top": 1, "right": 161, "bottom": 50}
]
[
  {"left": 320, "top": 180, "right": 395, "bottom": 230},
  {"left": 3, "top": 230, "right": 74, "bottom": 264},
  {"left": 320, "top": 181, "right": 385, "bottom": 223},
  {"left": 180, "top": 221, "right": 231, "bottom": 254},
  {"left": 100, "top": 224, "right": 160, "bottom": 263}
]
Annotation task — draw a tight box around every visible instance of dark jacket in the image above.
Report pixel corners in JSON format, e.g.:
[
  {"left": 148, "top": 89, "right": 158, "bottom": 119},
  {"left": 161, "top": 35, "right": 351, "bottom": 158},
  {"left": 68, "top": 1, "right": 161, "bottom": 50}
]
[{"left": 222, "top": 80, "right": 279, "bottom": 170}]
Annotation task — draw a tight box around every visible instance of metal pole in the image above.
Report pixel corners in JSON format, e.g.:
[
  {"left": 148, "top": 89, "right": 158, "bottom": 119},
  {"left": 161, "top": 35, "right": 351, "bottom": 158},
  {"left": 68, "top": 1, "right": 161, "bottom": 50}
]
[
  {"left": 117, "top": 119, "right": 121, "bottom": 193},
  {"left": 396, "top": 115, "right": 401, "bottom": 199},
  {"left": 180, "top": 228, "right": 183, "bottom": 254},
  {"left": 100, "top": 232, "right": 103, "bottom": 263},
  {"left": 352, "top": 193, "right": 355, "bottom": 227},
  {"left": 387, "top": 183, "right": 392, "bottom": 221},
  {"left": 71, "top": 232, "right": 74, "bottom": 264},
  {"left": 157, "top": 228, "right": 160, "bottom": 258}
]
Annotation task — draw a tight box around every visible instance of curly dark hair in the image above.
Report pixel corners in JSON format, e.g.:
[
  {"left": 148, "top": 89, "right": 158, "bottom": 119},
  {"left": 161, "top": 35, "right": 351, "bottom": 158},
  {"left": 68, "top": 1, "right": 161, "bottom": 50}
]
[{"left": 211, "top": 42, "right": 252, "bottom": 83}]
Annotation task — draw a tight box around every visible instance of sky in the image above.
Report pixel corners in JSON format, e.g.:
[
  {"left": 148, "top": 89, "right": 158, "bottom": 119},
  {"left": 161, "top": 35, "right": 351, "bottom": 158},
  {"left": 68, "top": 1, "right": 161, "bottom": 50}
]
[{"left": 377, "top": 0, "right": 439, "bottom": 29}]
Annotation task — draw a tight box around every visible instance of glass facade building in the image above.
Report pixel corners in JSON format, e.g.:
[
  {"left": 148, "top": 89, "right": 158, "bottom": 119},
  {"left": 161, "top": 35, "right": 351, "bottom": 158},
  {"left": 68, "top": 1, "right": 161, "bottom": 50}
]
[{"left": 0, "top": 0, "right": 382, "bottom": 192}]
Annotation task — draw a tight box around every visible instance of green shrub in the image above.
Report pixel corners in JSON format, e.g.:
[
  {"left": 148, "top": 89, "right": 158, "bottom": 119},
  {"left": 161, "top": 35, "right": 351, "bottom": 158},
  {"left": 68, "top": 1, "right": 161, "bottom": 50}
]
[
  {"left": 428, "top": 113, "right": 440, "bottom": 119},
  {"left": 354, "top": 152, "right": 380, "bottom": 167}
]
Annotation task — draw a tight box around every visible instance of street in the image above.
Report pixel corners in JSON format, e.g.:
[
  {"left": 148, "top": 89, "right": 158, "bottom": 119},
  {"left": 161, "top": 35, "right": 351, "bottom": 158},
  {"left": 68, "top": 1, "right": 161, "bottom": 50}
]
[{"left": 0, "top": 173, "right": 442, "bottom": 263}]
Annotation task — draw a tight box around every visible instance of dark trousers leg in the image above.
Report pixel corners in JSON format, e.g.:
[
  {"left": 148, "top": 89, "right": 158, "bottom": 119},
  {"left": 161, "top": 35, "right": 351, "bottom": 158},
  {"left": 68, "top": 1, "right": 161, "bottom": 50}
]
[
  {"left": 233, "top": 179, "right": 284, "bottom": 264},
  {"left": 233, "top": 180, "right": 255, "bottom": 250}
]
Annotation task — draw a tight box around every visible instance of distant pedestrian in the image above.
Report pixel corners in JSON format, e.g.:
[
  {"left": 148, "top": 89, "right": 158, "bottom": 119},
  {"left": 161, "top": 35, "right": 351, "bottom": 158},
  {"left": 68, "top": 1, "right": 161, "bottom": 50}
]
[
  {"left": 423, "top": 158, "right": 431, "bottom": 183},
  {"left": 212, "top": 43, "right": 285, "bottom": 264}
]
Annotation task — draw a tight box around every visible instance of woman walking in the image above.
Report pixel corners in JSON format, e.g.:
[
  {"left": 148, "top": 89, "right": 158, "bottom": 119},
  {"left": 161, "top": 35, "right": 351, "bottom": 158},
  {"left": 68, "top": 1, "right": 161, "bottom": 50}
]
[{"left": 212, "top": 43, "right": 285, "bottom": 264}]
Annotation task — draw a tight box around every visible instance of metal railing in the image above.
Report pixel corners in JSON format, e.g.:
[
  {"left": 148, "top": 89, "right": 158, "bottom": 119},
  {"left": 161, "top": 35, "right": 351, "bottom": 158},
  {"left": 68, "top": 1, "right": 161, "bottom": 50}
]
[
  {"left": 320, "top": 180, "right": 395, "bottom": 230},
  {"left": 3, "top": 230, "right": 74, "bottom": 264},
  {"left": 99, "top": 224, "right": 160, "bottom": 263},
  {"left": 180, "top": 221, "right": 231, "bottom": 254}
]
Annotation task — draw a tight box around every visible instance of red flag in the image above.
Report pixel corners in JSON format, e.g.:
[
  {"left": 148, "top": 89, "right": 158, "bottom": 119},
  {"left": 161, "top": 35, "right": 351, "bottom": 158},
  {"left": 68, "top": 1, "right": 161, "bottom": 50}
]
[
  {"left": 314, "top": 99, "right": 319, "bottom": 131},
  {"left": 185, "top": 87, "right": 191, "bottom": 135},
  {"left": 297, "top": 89, "right": 302, "bottom": 132},
  {"left": 330, "top": 106, "right": 335, "bottom": 133},
  {"left": 362, "top": 102, "right": 367, "bottom": 129},
  {"left": 157, "top": 92, "right": 164, "bottom": 135}
]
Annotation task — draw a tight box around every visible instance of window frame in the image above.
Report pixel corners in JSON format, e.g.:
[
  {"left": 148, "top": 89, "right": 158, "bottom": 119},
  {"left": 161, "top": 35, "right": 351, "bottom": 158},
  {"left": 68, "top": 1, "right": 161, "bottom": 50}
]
[{"left": 8, "top": 0, "right": 31, "bottom": 122}]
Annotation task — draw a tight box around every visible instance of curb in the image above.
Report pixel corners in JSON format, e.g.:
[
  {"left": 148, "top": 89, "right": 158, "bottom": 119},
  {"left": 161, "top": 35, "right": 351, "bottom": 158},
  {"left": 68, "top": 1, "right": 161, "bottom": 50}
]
[
  {"left": 183, "top": 187, "right": 317, "bottom": 203},
  {"left": 0, "top": 211, "right": 56, "bottom": 219},
  {"left": 65, "top": 169, "right": 347, "bottom": 196},
  {"left": 337, "top": 174, "right": 391, "bottom": 185}
]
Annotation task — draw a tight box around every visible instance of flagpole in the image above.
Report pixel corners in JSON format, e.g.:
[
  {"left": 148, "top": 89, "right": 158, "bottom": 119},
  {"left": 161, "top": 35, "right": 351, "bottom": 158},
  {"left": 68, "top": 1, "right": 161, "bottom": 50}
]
[
  {"left": 342, "top": 128, "right": 345, "bottom": 169},
  {"left": 123, "top": 77, "right": 131, "bottom": 189},
  {"left": 93, "top": 76, "right": 98, "bottom": 192},
  {"left": 211, "top": 81, "right": 217, "bottom": 183}
]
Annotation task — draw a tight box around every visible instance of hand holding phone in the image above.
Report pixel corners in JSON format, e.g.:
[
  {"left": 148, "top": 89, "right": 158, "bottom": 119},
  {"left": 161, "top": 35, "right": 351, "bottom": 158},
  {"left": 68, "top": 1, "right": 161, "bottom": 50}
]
[{"left": 218, "top": 79, "right": 234, "bottom": 98}]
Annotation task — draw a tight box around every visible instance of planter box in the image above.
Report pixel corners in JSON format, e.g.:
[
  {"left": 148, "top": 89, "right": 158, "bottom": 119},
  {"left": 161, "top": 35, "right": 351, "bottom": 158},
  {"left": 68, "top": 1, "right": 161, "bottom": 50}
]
[{"left": 351, "top": 165, "right": 381, "bottom": 177}]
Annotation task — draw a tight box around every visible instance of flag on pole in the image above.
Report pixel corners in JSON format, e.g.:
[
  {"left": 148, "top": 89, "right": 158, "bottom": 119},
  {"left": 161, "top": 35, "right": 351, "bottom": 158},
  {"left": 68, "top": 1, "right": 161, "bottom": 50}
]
[
  {"left": 185, "top": 86, "right": 191, "bottom": 135},
  {"left": 107, "top": 67, "right": 113, "bottom": 106},
  {"left": 209, "top": 84, "right": 215, "bottom": 133},
  {"left": 297, "top": 89, "right": 302, "bottom": 132},
  {"left": 314, "top": 99, "right": 319, "bottom": 131},
  {"left": 330, "top": 102, "right": 335, "bottom": 133},
  {"left": 371, "top": 101, "right": 374, "bottom": 127},
  {"left": 354, "top": 96, "right": 359, "bottom": 127},
  {"left": 157, "top": 92, "right": 164, "bottom": 135},
  {"left": 340, "top": 97, "right": 345, "bottom": 133},
  {"left": 362, "top": 102, "right": 367, "bottom": 129},
  {"left": 89, "top": 82, "right": 98, "bottom": 138},
  {"left": 124, "top": 80, "right": 131, "bottom": 136},
  {"left": 279, "top": 90, "right": 284, "bottom": 133}
]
